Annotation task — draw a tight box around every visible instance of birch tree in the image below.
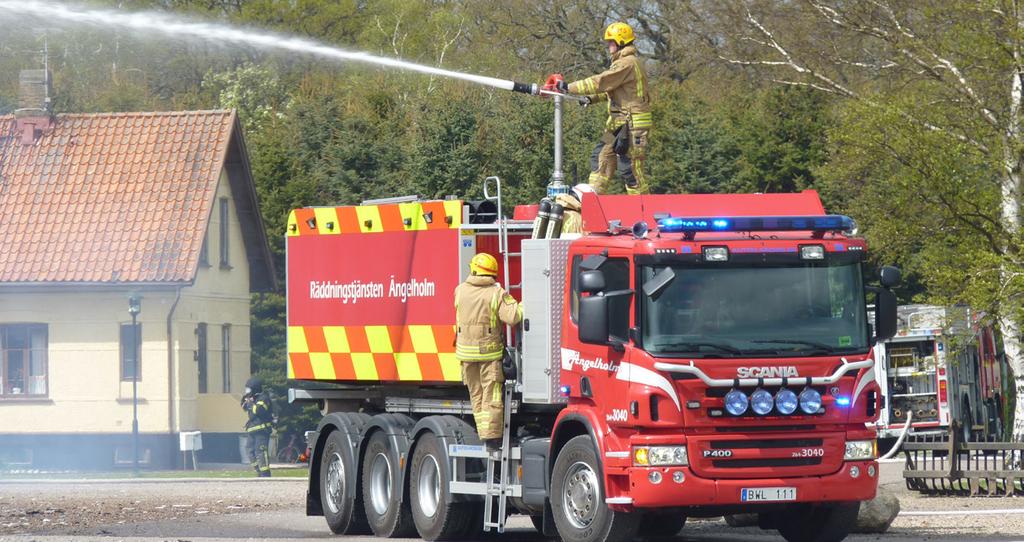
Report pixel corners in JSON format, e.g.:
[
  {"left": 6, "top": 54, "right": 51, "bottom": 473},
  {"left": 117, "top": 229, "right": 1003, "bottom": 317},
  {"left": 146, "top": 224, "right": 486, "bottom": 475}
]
[{"left": 719, "top": 0, "right": 1024, "bottom": 440}]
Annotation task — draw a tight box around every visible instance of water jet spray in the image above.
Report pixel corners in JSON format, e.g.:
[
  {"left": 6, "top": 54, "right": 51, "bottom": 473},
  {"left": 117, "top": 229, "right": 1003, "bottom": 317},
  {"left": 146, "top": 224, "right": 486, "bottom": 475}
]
[{"left": 0, "top": 0, "right": 585, "bottom": 193}]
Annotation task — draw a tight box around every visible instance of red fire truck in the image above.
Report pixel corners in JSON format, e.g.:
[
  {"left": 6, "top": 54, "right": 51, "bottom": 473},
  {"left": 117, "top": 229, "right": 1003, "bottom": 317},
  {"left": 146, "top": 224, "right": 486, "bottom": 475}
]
[
  {"left": 286, "top": 178, "right": 899, "bottom": 542},
  {"left": 873, "top": 305, "right": 1007, "bottom": 442}
]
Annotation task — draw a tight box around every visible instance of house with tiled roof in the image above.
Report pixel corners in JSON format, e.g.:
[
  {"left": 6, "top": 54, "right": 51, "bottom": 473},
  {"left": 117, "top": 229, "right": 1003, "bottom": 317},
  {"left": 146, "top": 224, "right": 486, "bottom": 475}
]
[{"left": 0, "top": 70, "right": 275, "bottom": 469}]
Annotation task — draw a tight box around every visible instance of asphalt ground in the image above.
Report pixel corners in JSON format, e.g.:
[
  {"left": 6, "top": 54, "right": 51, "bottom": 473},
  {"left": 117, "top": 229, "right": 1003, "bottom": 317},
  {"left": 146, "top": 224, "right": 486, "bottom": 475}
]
[{"left": 2, "top": 462, "right": 1023, "bottom": 541}]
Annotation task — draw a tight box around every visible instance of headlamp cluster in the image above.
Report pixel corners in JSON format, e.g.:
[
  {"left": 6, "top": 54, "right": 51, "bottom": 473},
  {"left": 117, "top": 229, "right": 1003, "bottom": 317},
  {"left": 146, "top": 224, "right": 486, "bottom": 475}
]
[{"left": 724, "top": 387, "right": 822, "bottom": 416}]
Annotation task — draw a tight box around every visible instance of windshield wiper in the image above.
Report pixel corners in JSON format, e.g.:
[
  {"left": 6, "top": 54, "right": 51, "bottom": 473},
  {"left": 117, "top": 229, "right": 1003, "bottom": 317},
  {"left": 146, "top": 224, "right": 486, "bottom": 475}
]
[
  {"left": 751, "top": 339, "right": 838, "bottom": 352},
  {"left": 654, "top": 341, "right": 742, "bottom": 354}
]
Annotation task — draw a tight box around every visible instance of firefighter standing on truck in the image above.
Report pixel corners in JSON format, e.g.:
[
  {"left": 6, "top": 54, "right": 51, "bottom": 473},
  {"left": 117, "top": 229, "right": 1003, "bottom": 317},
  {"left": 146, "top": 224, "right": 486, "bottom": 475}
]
[
  {"left": 455, "top": 253, "right": 523, "bottom": 452},
  {"left": 553, "top": 22, "right": 651, "bottom": 195},
  {"left": 242, "top": 377, "right": 273, "bottom": 477}
]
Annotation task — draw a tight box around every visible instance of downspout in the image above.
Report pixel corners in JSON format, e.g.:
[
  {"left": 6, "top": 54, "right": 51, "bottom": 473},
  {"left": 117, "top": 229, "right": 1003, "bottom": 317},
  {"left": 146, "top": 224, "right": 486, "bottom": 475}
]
[{"left": 166, "top": 286, "right": 183, "bottom": 447}]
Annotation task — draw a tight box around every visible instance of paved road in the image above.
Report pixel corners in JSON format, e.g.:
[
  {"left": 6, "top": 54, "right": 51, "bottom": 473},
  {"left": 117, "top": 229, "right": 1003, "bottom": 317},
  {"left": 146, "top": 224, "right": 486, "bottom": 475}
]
[{"left": 2, "top": 462, "right": 1022, "bottom": 541}]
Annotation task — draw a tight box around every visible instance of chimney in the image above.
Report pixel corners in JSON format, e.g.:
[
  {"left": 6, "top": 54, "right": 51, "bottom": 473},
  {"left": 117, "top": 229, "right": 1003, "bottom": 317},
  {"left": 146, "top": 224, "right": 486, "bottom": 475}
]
[{"left": 14, "top": 69, "right": 54, "bottom": 145}]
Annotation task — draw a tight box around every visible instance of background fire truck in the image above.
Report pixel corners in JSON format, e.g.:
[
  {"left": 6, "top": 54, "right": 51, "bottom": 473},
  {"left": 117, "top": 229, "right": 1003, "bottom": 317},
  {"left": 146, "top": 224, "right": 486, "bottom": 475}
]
[
  {"left": 286, "top": 177, "right": 900, "bottom": 542},
  {"left": 873, "top": 305, "right": 1007, "bottom": 442}
]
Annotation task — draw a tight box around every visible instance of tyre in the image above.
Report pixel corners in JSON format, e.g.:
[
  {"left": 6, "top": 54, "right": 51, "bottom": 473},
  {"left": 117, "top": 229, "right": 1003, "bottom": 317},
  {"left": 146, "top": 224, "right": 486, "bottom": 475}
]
[
  {"left": 318, "top": 430, "right": 368, "bottom": 534},
  {"left": 362, "top": 430, "right": 417, "bottom": 537},
  {"left": 639, "top": 511, "right": 686, "bottom": 537},
  {"left": 777, "top": 502, "right": 860, "bottom": 542},
  {"left": 409, "top": 432, "right": 480, "bottom": 540},
  {"left": 551, "top": 435, "right": 639, "bottom": 542}
]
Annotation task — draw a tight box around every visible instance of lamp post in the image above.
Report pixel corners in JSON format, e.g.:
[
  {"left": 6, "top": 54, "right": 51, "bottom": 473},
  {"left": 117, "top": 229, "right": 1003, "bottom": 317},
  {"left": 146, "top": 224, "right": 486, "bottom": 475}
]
[{"left": 128, "top": 295, "right": 141, "bottom": 475}]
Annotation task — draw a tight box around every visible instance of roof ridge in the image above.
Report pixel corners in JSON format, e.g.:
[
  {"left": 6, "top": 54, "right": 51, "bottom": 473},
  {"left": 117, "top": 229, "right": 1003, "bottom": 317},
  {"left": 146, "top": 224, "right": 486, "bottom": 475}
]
[{"left": 0, "top": 109, "right": 233, "bottom": 121}]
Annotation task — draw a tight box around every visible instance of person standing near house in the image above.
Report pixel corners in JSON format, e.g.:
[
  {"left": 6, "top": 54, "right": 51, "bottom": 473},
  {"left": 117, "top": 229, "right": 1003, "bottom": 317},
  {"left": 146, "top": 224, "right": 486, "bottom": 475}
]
[
  {"left": 552, "top": 22, "right": 652, "bottom": 195},
  {"left": 454, "top": 253, "right": 523, "bottom": 451},
  {"left": 241, "top": 377, "right": 274, "bottom": 477}
]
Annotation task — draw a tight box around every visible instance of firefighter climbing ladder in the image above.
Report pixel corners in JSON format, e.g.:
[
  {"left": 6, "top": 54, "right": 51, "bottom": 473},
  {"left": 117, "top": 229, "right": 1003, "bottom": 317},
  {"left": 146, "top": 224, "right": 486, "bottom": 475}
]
[{"left": 448, "top": 176, "right": 523, "bottom": 533}]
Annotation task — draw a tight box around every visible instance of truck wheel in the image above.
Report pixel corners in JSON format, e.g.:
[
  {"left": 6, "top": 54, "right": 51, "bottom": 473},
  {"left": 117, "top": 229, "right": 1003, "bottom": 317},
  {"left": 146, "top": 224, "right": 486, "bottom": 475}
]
[
  {"left": 551, "top": 435, "right": 639, "bottom": 542},
  {"left": 319, "top": 430, "right": 368, "bottom": 534},
  {"left": 410, "top": 432, "right": 479, "bottom": 540},
  {"left": 639, "top": 512, "right": 686, "bottom": 537},
  {"left": 777, "top": 502, "right": 859, "bottom": 542},
  {"left": 362, "top": 430, "right": 416, "bottom": 537}
]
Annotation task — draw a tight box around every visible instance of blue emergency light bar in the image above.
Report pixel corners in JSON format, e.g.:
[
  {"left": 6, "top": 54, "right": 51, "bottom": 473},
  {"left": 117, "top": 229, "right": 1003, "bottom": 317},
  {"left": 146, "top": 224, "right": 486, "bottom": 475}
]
[{"left": 657, "top": 215, "right": 856, "bottom": 235}]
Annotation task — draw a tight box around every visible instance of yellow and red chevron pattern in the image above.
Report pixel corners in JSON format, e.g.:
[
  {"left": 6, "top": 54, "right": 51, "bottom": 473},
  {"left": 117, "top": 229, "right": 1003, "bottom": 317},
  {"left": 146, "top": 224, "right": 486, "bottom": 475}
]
[
  {"left": 288, "top": 200, "right": 463, "bottom": 236},
  {"left": 288, "top": 324, "right": 461, "bottom": 383}
]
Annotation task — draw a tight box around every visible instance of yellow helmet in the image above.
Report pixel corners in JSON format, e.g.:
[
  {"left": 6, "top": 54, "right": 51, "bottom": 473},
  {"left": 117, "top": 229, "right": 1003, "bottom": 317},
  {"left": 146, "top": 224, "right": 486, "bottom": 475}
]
[
  {"left": 604, "top": 22, "right": 635, "bottom": 47},
  {"left": 470, "top": 253, "right": 499, "bottom": 276}
]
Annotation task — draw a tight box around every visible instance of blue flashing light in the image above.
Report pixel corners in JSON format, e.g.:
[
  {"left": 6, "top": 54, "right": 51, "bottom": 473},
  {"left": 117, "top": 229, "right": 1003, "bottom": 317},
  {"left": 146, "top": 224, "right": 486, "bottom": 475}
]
[
  {"left": 559, "top": 385, "right": 571, "bottom": 397},
  {"left": 835, "top": 396, "right": 851, "bottom": 407},
  {"left": 657, "top": 215, "right": 855, "bottom": 235}
]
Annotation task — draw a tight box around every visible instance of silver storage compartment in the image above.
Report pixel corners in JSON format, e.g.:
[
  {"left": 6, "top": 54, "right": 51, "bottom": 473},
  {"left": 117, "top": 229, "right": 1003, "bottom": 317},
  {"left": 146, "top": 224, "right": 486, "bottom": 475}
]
[{"left": 521, "top": 239, "right": 570, "bottom": 404}]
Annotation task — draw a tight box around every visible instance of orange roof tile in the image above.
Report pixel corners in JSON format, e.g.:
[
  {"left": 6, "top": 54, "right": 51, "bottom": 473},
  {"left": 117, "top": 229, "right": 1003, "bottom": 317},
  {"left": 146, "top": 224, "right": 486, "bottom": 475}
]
[{"left": 0, "top": 110, "right": 272, "bottom": 286}]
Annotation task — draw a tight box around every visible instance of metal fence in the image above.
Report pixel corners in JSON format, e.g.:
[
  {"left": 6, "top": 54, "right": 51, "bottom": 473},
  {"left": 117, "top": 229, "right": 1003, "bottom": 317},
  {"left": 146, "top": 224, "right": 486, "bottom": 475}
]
[{"left": 903, "top": 425, "right": 1024, "bottom": 496}]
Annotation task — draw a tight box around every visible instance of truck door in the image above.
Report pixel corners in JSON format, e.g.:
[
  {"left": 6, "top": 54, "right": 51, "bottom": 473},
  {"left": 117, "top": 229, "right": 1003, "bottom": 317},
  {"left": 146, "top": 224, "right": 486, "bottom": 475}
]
[{"left": 562, "top": 252, "right": 633, "bottom": 421}]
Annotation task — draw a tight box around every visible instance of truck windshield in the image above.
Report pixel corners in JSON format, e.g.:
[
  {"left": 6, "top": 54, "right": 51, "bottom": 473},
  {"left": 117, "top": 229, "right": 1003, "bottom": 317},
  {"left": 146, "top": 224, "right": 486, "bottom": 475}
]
[{"left": 641, "top": 262, "right": 868, "bottom": 357}]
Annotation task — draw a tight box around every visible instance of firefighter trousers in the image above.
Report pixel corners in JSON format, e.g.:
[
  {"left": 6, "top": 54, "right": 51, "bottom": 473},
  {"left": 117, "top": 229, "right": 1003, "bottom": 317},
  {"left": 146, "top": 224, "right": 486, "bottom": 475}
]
[
  {"left": 461, "top": 359, "right": 504, "bottom": 440},
  {"left": 588, "top": 127, "right": 649, "bottom": 195},
  {"left": 246, "top": 430, "right": 271, "bottom": 476}
]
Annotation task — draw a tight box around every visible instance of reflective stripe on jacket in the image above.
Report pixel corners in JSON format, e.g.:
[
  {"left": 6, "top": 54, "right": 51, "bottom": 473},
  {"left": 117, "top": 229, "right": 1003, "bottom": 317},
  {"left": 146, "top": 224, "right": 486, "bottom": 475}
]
[
  {"left": 567, "top": 45, "right": 651, "bottom": 131},
  {"left": 454, "top": 275, "right": 523, "bottom": 362}
]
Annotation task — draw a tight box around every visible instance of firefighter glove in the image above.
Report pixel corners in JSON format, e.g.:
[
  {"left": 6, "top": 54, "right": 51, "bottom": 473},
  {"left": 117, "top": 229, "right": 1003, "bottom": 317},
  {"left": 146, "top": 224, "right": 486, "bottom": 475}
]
[{"left": 555, "top": 80, "right": 569, "bottom": 93}]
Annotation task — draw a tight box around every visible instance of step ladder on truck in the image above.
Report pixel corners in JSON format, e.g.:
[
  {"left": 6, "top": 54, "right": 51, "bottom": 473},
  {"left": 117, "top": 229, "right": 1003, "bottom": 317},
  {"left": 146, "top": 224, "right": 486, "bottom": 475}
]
[{"left": 287, "top": 172, "right": 902, "bottom": 542}]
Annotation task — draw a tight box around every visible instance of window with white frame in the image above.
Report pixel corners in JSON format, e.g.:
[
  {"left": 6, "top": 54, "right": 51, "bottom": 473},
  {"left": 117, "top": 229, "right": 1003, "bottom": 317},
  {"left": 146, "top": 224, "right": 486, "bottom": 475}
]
[{"left": 2, "top": 325, "right": 48, "bottom": 397}]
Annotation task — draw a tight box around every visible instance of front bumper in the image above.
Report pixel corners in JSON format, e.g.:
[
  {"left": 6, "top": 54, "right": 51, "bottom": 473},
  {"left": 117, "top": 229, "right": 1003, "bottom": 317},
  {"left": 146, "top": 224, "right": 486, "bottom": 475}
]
[{"left": 622, "top": 461, "right": 878, "bottom": 508}]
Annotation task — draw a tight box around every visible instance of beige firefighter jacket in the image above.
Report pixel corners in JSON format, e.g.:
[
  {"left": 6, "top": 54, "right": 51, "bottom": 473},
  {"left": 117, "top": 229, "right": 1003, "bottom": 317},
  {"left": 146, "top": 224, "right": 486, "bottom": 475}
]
[
  {"left": 454, "top": 275, "right": 523, "bottom": 362},
  {"left": 567, "top": 45, "right": 651, "bottom": 131},
  {"left": 555, "top": 193, "right": 583, "bottom": 234}
]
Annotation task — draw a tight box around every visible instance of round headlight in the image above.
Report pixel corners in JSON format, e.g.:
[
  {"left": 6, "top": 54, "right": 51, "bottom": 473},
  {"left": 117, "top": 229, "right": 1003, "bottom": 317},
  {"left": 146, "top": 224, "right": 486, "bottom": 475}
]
[
  {"left": 751, "top": 389, "right": 774, "bottom": 415},
  {"left": 724, "top": 389, "right": 749, "bottom": 416},
  {"left": 775, "top": 388, "right": 798, "bottom": 415},
  {"left": 799, "top": 387, "right": 822, "bottom": 414}
]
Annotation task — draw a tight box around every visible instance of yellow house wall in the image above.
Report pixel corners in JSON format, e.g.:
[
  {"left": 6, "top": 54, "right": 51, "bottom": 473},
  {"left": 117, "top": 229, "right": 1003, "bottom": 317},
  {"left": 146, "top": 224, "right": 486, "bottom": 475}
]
[
  {"left": 0, "top": 168, "right": 255, "bottom": 437},
  {"left": 0, "top": 288, "right": 180, "bottom": 433},
  {"left": 176, "top": 169, "right": 252, "bottom": 435}
]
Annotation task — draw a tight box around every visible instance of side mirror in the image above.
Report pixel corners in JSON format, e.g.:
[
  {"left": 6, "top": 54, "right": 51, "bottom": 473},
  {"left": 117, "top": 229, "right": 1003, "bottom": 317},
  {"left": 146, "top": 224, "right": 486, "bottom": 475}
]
[
  {"left": 874, "top": 288, "right": 898, "bottom": 341},
  {"left": 879, "top": 266, "right": 901, "bottom": 289},
  {"left": 579, "top": 270, "right": 606, "bottom": 294},
  {"left": 579, "top": 295, "right": 609, "bottom": 344}
]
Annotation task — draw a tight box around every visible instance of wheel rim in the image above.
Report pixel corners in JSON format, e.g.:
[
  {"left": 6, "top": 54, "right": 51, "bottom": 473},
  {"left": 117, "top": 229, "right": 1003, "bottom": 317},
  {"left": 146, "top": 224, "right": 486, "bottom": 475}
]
[
  {"left": 417, "top": 454, "right": 441, "bottom": 518},
  {"left": 369, "top": 452, "right": 392, "bottom": 516},
  {"left": 561, "top": 461, "right": 599, "bottom": 529},
  {"left": 325, "top": 452, "right": 345, "bottom": 515}
]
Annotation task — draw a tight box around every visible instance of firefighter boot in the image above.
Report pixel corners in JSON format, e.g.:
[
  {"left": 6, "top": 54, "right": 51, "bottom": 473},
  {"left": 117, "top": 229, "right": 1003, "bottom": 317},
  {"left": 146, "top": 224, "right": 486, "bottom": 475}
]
[{"left": 484, "top": 438, "right": 502, "bottom": 453}]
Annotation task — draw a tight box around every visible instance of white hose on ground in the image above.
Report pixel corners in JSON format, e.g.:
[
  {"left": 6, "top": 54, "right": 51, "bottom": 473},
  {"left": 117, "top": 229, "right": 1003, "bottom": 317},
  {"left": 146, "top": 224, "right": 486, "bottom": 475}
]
[{"left": 879, "top": 410, "right": 913, "bottom": 460}]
